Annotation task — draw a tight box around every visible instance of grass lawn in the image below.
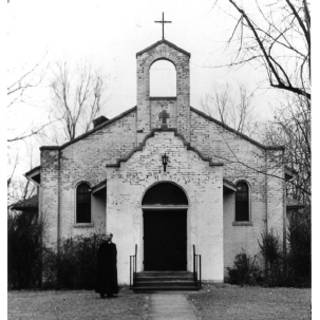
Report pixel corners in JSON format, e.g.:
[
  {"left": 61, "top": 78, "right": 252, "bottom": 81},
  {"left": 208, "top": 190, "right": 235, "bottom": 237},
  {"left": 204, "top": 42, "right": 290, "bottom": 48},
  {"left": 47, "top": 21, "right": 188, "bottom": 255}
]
[
  {"left": 8, "top": 285, "right": 311, "bottom": 320},
  {"left": 187, "top": 284, "right": 311, "bottom": 320},
  {"left": 8, "top": 287, "right": 150, "bottom": 320}
]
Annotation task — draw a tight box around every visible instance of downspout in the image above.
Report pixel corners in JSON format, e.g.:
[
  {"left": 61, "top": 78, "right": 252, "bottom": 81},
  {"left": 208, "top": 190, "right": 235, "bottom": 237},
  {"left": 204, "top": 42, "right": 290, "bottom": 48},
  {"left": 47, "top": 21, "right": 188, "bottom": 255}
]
[
  {"left": 57, "top": 150, "right": 61, "bottom": 254},
  {"left": 264, "top": 150, "right": 268, "bottom": 233},
  {"left": 282, "top": 149, "right": 287, "bottom": 274},
  {"left": 264, "top": 150, "right": 269, "bottom": 278},
  {"left": 38, "top": 181, "right": 43, "bottom": 288}
]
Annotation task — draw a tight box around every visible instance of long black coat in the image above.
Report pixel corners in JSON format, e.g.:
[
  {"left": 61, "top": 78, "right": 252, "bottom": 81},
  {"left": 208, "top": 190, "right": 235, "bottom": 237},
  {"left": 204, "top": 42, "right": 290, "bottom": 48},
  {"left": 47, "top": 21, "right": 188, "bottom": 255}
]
[{"left": 95, "top": 241, "right": 118, "bottom": 295}]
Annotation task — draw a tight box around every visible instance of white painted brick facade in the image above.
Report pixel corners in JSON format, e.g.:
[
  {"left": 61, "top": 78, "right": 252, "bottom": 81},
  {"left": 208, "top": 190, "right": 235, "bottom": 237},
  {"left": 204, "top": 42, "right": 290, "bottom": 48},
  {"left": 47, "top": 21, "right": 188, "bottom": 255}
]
[{"left": 38, "top": 40, "right": 285, "bottom": 284}]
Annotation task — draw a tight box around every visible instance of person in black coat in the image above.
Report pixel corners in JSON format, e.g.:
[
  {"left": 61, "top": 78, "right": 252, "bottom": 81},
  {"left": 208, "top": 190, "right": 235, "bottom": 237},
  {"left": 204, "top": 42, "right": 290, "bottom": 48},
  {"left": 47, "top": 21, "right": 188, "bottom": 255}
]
[{"left": 95, "top": 233, "right": 118, "bottom": 298}]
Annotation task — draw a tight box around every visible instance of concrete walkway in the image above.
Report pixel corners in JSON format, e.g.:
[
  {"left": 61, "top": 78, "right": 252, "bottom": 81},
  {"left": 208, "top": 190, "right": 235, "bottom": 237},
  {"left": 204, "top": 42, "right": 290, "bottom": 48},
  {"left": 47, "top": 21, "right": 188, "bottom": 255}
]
[{"left": 149, "top": 293, "right": 197, "bottom": 320}]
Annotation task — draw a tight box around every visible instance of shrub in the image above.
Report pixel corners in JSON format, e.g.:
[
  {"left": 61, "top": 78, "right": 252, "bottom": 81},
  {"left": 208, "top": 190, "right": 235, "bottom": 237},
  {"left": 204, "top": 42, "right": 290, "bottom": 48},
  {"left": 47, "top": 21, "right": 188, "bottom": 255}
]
[
  {"left": 55, "top": 234, "right": 106, "bottom": 289},
  {"left": 227, "top": 251, "right": 262, "bottom": 285},
  {"left": 287, "top": 206, "right": 311, "bottom": 287},
  {"left": 258, "top": 230, "right": 284, "bottom": 286},
  {"left": 8, "top": 209, "right": 106, "bottom": 290},
  {"left": 8, "top": 210, "right": 43, "bottom": 289},
  {"left": 41, "top": 247, "right": 58, "bottom": 289},
  {"left": 259, "top": 231, "right": 281, "bottom": 266}
]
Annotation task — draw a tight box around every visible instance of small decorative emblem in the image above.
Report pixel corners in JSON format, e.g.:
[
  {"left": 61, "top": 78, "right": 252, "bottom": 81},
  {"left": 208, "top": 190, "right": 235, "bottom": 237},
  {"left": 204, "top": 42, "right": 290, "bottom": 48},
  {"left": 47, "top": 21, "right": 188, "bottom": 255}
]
[{"left": 159, "top": 109, "right": 170, "bottom": 128}]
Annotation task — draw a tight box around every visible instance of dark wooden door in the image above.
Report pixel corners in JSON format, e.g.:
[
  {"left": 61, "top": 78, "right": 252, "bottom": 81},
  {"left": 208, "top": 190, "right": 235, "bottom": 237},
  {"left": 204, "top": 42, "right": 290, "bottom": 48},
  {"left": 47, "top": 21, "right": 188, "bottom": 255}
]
[{"left": 143, "top": 210, "right": 187, "bottom": 270}]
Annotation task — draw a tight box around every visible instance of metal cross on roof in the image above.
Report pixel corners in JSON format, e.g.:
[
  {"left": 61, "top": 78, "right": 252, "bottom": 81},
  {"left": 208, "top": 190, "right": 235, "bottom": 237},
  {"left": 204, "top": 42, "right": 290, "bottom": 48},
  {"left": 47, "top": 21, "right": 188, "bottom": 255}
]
[{"left": 154, "top": 12, "right": 172, "bottom": 40}]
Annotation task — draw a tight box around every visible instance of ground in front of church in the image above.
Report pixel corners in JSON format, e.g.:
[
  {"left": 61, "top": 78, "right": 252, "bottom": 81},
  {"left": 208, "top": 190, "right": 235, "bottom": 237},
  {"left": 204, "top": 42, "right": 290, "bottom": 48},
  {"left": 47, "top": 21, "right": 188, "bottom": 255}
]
[{"left": 8, "top": 285, "right": 310, "bottom": 320}]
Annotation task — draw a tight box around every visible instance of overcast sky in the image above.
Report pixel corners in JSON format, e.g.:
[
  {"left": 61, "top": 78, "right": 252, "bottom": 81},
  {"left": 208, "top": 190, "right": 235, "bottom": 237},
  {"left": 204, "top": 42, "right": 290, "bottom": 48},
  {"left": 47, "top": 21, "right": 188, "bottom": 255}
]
[
  {"left": 7, "top": 0, "right": 285, "bottom": 113},
  {"left": 2, "top": 1, "right": 320, "bottom": 310},
  {"left": 4, "top": 0, "right": 300, "bottom": 178}
]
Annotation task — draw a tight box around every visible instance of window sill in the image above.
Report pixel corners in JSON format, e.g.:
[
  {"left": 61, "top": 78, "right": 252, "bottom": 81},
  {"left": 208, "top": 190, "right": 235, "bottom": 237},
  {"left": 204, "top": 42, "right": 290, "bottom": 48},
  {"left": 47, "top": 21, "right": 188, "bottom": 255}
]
[
  {"left": 149, "top": 96, "right": 177, "bottom": 100},
  {"left": 232, "top": 221, "right": 253, "bottom": 226},
  {"left": 73, "top": 223, "right": 94, "bottom": 228}
]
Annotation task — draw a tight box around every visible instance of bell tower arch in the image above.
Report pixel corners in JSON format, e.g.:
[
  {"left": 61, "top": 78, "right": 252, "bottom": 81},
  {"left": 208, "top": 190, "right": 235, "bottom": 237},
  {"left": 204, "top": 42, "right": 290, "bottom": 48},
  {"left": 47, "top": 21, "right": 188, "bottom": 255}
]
[{"left": 136, "top": 39, "right": 191, "bottom": 142}]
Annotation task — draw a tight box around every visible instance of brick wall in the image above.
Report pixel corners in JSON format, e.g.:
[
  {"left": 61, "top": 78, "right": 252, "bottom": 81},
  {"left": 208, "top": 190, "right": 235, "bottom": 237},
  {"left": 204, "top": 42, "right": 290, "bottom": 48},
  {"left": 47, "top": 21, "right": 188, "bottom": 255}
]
[
  {"left": 190, "top": 109, "right": 285, "bottom": 273},
  {"left": 40, "top": 110, "right": 136, "bottom": 248},
  {"left": 136, "top": 41, "right": 190, "bottom": 142},
  {"left": 106, "top": 130, "right": 224, "bottom": 284},
  {"left": 39, "top": 39, "right": 285, "bottom": 283}
]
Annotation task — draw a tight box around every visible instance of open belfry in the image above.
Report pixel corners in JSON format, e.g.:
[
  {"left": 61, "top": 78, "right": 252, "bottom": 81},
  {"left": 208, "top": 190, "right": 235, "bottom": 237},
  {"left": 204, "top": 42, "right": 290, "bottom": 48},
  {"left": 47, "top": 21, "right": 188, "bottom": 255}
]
[{"left": 26, "top": 13, "right": 290, "bottom": 289}]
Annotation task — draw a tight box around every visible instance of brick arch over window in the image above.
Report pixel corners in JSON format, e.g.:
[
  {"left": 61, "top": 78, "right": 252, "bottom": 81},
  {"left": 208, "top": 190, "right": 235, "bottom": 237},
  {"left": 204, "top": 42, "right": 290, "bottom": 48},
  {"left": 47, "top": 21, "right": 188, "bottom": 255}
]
[
  {"left": 76, "top": 182, "right": 91, "bottom": 223},
  {"left": 136, "top": 42, "right": 190, "bottom": 102},
  {"left": 235, "top": 180, "right": 250, "bottom": 222},
  {"left": 142, "top": 181, "right": 188, "bottom": 206},
  {"left": 149, "top": 59, "right": 176, "bottom": 97}
]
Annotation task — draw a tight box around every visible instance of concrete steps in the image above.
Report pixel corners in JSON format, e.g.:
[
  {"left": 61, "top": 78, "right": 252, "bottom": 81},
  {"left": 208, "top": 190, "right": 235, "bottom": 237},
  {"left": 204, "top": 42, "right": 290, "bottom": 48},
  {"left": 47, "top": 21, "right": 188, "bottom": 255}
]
[{"left": 133, "top": 271, "right": 200, "bottom": 292}]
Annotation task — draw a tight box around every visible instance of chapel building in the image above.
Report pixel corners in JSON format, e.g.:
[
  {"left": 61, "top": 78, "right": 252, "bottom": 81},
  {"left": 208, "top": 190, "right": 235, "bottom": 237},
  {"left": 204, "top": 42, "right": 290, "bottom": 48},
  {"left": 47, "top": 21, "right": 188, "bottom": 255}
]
[{"left": 26, "top": 35, "right": 291, "bottom": 285}]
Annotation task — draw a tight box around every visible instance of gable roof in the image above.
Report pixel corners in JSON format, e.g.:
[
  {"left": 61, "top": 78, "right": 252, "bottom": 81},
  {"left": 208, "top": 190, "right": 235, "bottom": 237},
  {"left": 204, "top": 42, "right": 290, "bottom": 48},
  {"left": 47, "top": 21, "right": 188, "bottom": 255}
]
[
  {"left": 40, "top": 106, "right": 137, "bottom": 152},
  {"left": 286, "top": 198, "right": 305, "bottom": 210},
  {"left": 285, "top": 166, "right": 297, "bottom": 180},
  {"left": 223, "top": 179, "right": 237, "bottom": 192},
  {"left": 92, "top": 180, "right": 107, "bottom": 195},
  {"left": 136, "top": 39, "right": 191, "bottom": 57},
  {"left": 10, "top": 194, "right": 38, "bottom": 211},
  {"left": 25, "top": 165, "right": 41, "bottom": 184},
  {"left": 28, "top": 105, "right": 284, "bottom": 180},
  {"left": 190, "top": 107, "right": 284, "bottom": 151}
]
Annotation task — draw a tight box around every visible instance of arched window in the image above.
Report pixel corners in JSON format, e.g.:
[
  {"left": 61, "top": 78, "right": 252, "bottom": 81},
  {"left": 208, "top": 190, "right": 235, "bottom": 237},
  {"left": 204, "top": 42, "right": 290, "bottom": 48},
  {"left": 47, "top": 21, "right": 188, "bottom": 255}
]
[
  {"left": 76, "top": 182, "right": 91, "bottom": 223},
  {"left": 235, "top": 181, "right": 249, "bottom": 221},
  {"left": 149, "top": 60, "right": 176, "bottom": 97}
]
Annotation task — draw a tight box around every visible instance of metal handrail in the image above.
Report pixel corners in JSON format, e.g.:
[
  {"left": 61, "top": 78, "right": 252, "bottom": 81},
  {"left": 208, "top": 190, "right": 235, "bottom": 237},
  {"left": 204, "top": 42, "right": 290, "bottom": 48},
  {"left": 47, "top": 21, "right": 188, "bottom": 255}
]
[
  {"left": 129, "top": 244, "right": 137, "bottom": 289},
  {"left": 192, "top": 244, "right": 202, "bottom": 288}
]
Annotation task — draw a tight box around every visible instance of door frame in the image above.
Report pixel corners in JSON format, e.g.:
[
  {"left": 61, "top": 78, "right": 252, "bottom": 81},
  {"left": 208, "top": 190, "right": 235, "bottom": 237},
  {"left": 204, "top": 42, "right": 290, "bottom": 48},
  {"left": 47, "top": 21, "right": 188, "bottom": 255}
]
[{"left": 142, "top": 206, "right": 188, "bottom": 271}]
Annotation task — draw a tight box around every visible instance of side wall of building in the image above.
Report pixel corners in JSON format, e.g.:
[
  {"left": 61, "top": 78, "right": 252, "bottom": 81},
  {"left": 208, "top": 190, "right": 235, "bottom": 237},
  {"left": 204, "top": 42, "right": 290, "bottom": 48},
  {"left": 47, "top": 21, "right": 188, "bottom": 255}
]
[
  {"left": 190, "top": 110, "right": 285, "bottom": 274},
  {"left": 39, "top": 110, "right": 137, "bottom": 248},
  {"left": 39, "top": 104, "right": 285, "bottom": 282},
  {"left": 40, "top": 149, "right": 60, "bottom": 248}
]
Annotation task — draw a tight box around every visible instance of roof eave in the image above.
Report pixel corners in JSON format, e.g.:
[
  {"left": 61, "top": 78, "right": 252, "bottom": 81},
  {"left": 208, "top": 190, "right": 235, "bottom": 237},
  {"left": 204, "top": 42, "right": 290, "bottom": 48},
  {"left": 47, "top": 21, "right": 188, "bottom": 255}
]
[
  {"left": 223, "top": 178, "right": 237, "bottom": 192},
  {"left": 191, "top": 107, "right": 285, "bottom": 151},
  {"left": 40, "top": 106, "right": 137, "bottom": 152},
  {"left": 25, "top": 166, "right": 41, "bottom": 185},
  {"left": 92, "top": 180, "right": 107, "bottom": 195},
  {"left": 285, "top": 166, "right": 297, "bottom": 181}
]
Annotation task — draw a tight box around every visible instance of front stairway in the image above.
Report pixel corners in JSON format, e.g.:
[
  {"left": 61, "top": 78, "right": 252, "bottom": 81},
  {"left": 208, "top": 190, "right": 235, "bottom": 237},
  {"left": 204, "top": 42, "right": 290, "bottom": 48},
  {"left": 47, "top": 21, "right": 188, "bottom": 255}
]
[{"left": 132, "top": 271, "right": 201, "bottom": 292}]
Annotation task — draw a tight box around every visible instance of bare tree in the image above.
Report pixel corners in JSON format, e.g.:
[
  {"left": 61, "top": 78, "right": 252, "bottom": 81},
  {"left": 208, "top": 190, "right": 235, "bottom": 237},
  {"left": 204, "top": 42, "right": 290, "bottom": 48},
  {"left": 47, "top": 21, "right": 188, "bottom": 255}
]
[
  {"left": 50, "top": 62, "right": 104, "bottom": 142},
  {"left": 201, "top": 84, "right": 255, "bottom": 135},
  {"left": 6, "top": 58, "right": 54, "bottom": 143},
  {"left": 200, "top": 83, "right": 310, "bottom": 199},
  {"left": 7, "top": 61, "right": 44, "bottom": 107},
  {"left": 7, "top": 153, "right": 19, "bottom": 190},
  {"left": 223, "top": 0, "right": 310, "bottom": 99},
  {"left": 7, "top": 121, "right": 57, "bottom": 143},
  {"left": 215, "top": 0, "right": 311, "bottom": 202},
  {"left": 7, "top": 148, "right": 37, "bottom": 205},
  {"left": 263, "top": 96, "right": 310, "bottom": 204}
]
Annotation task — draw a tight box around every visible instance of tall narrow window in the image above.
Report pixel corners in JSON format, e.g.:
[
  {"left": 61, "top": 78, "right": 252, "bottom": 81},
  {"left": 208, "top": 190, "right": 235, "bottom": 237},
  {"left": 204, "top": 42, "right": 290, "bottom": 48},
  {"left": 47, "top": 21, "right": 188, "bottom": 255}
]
[
  {"left": 235, "top": 181, "right": 249, "bottom": 221},
  {"left": 149, "top": 60, "right": 176, "bottom": 97},
  {"left": 76, "top": 182, "right": 91, "bottom": 223}
]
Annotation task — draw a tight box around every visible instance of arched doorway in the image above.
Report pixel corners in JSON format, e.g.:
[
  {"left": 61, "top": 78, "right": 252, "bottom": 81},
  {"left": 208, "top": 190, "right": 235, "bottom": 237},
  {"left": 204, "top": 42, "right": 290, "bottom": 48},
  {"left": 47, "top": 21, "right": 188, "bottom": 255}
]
[{"left": 142, "top": 182, "right": 188, "bottom": 271}]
